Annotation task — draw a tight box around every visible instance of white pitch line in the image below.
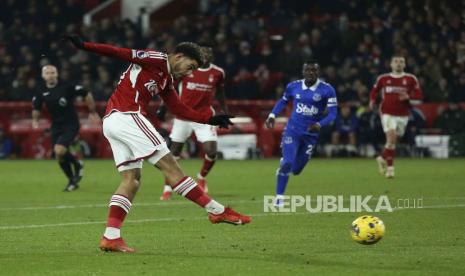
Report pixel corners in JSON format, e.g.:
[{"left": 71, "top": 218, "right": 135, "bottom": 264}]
[
  {"left": 0, "top": 204, "right": 464, "bottom": 230},
  {"left": 1, "top": 196, "right": 465, "bottom": 211}
]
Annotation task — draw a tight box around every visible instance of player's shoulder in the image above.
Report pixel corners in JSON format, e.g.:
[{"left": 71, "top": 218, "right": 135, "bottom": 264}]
[
  {"left": 318, "top": 80, "right": 336, "bottom": 94},
  {"left": 139, "top": 49, "right": 169, "bottom": 71},
  {"left": 210, "top": 63, "right": 225, "bottom": 76},
  {"left": 375, "top": 73, "right": 391, "bottom": 81},
  {"left": 404, "top": 72, "right": 419, "bottom": 82},
  {"left": 286, "top": 79, "right": 302, "bottom": 90}
]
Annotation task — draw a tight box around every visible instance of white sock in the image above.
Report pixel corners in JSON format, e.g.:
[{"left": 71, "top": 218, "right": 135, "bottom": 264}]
[
  {"left": 104, "top": 227, "right": 121, "bottom": 239},
  {"left": 164, "top": 185, "right": 172, "bottom": 192},
  {"left": 205, "top": 200, "right": 225, "bottom": 214}
]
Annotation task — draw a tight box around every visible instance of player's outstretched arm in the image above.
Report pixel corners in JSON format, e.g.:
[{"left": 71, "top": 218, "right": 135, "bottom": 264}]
[{"left": 62, "top": 34, "right": 147, "bottom": 65}]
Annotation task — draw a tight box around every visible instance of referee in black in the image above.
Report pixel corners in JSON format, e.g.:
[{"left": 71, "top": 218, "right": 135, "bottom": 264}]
[{"left": 32, "top": 65, "right": 100, "bottom": 191}]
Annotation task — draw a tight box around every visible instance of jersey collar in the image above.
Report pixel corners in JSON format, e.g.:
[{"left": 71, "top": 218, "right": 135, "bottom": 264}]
[
  {"left": 197, "top": 64, "right": 212, "bottom": 71},
  {"left": 302, "top": 79, "right": 320, "bottom": 91},
  {"left": 389, "top": 72, "right": 405, "bottom": 78}
]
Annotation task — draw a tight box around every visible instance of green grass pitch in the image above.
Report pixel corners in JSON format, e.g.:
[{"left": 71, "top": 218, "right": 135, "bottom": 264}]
[{"left": 1, "top": 158, "right": 465, "bottom": 275}]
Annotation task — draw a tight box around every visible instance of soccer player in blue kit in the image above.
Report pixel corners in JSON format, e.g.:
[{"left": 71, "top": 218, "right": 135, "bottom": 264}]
[{"left": 265, "top": 61, "right": 338, "bottom": 206}]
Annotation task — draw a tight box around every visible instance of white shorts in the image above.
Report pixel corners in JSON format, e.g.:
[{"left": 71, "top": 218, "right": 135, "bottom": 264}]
[
  {"left": 169, "top": 118, "right": 217, "bottom": 143},
  {"left": 103, "top": 112, "right": 170, "bottom": 172},
  {"left": 381, "top": 113, "right": 409, "bottom": 136}
]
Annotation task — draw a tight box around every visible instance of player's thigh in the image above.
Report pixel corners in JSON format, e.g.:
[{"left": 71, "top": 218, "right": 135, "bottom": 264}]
[
  {"left": 394, "top": 116, "right": 409, "bottom": 137},
  {"left": 192, "top": 122, "right": 218, "bottom": 144},
  {"left": 170, "top": 119, "right": 193, "bottom": 143},
  {"left": 294, "top": 135, "right": 317, "bottom": 166},
  {"left": 281, "top": 133, "right": 299, "bottom": 163},
  {"left": 153, "top": 152, "right": 185, "bottom": 184},
  {"left": 103, "top": 112, "right": 165, "bottom": 171}
]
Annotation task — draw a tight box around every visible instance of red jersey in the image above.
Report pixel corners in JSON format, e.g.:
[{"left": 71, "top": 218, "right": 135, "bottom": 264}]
[
  {"left": 178, "top": 64, "right": 225, "bottom": 114},
  {"left": 82, "top": 42, "right": 212, "bottom": 123},
  {"left": 370, "top": 73, "right": 423, "bottom": 116}
]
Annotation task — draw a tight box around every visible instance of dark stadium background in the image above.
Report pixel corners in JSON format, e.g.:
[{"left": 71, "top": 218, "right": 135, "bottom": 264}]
[{"left": 1, "top": 0, "right": 464, "bottom": 159}]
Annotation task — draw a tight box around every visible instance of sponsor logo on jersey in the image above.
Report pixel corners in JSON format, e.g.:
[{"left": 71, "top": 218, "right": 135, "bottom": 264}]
[
  {"left": 385, "top": 86, "right": 407, "bottom": 93},
  {"left": 59, "top": 97, "right": 67, "bottom": 107},
  {"left": 296, "top": 103, "right": 319, "bottom": 116},
  {"left": 186, "top": 82, "right": 213, "bottom": 92},
  {"left": 312, "top": 93, "right": 321, "bottom": 101},
  {"left": 134, "top": 50, "right": 148, "bottom": 59}
]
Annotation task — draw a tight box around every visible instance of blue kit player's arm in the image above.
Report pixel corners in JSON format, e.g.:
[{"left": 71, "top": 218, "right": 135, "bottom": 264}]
[
  {"left": 315, "top": 86, "right": 338, "bottom": 128},
  {"left": 269, "top": 83, "right": 293, "bottom": 118}
]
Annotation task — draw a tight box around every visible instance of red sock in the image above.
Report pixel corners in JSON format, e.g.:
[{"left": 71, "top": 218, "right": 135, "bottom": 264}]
[
  {"left": 173, "top": 176, "right": 211, "bottom": 207},
  {"left": 382, "top": 148, "right": 395, "bottom": 167},
  {"left": 200, "top": 155, "right": 216, "bottom": 178},
  {"left": 107, "top": 194, "right": 132, "bottom": 228}
]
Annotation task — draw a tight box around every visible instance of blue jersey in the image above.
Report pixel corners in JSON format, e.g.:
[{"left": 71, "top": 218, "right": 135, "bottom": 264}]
[{"left": 270, "top": 79, "right": 338, "bottom": 134}]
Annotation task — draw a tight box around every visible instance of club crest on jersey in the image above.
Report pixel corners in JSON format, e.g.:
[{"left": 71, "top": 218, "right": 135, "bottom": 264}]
[
  {"left": 209, "top": 74, "right": 214, "bottom": 82},
  {"left": 296, "top": 94, "right": 301, "bottom": 99},
  {"left": 402, "top": 78, "right": 407, "bottom": 85},
  {"left": 312, "top": 93, "right": 322, "bottom": 101},
  {"left": 296, "top": 103, "right": 319, "bottom": 116},
  {"left": 59, "top": 97, "right": 67, "bottom": 107},
  {"left": 283, "top": 136, "right": 293, "bottom": 144},
  {"left": 144, "top": 79, "right": 157, "bottom": 93}
]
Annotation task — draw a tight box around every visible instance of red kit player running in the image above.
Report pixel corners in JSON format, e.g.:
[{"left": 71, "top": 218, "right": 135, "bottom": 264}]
[
  {"left": 158, "top": 47, "right": 228, "bottom": 199},
  {"left": 369, "top": 55, "right": 423, "bottom": 178},
  {"left": 63, "top": 35, "right": 251, "bottom": 253}
]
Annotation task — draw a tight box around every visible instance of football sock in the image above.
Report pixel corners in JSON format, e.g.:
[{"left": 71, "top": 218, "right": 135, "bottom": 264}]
[
  {"left": 64, "top": 151, "right": 80, "bottom": 175},
  {"left": 58, "top": 159, "right": 74, "bottom": 180},
  {"left": 163, "top": 184, "right": 172, "bottom": 193},
  {"left": 199, "top": 154, "right": 216, "bottom": 178},
  {"left": 173, "top": 176, "right": 224, "bottom": 214},
  {"left": 382, "top": 148, "right": 395, "bottom": 167},
  {"left": 276, "top": 169, "right": 290, "bottom": 195},
  {"left": 104, "top": 194, "right": 132, "bottom": 239}
]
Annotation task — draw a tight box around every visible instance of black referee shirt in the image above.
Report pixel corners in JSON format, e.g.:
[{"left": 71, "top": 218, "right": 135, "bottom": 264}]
[{"left": 32, "top": 82, "right": 89, "bottom": 127}]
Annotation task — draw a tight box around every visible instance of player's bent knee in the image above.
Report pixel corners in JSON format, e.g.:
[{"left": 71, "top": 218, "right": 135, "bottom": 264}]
[
  {"left": 205, "top": 152, "right": 217, "bottom": 161},
  {"left": 279, "top": 162, "right": 292, "bottom": 174}
]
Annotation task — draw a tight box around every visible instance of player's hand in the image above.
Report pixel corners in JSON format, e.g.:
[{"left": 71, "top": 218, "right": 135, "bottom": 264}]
[
  {"left": 88, "top": 111, "right": 101, "bottom": 124},
  {"left": 207, "top": 114, "right": 234, "bottom": 129},
  {"left": 368, "top": 101, "right": 375, "bottom": 111},
  {"left": 62, "top": 34, "right": 85, "bottom": 49},
  {"left": 308, "top": 123, "right": 321, "bottom": 133},
  {"left": 398, "top": 91, "right": 410, "bottom": 101},
  {"left": 32, "top": 120, "right": 39, "bottom": 129},
  {"left": 265, "top": 117, "right": 275, "bottom": 129},
  {"left": 156, "top": 105, "right": 167, "bottom": 121}
]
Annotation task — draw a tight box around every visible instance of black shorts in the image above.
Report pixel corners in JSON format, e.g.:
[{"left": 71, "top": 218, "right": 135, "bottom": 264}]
[{"left": 51, "top": 124, "right": 80, "bottom": 148}]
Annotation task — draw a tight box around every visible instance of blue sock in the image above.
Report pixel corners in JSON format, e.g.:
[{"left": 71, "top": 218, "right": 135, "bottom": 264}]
[{"left": 276, "top": 171, "right": 289, "bottom": 195}]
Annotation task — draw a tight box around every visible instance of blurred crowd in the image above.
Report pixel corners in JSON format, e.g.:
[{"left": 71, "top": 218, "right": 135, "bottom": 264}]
[
  {"left": 1, "top": 0, "right": 465, "bottom": 158},
  {"left": 1, "top": 0, "right": 464, "bottom": 103}
]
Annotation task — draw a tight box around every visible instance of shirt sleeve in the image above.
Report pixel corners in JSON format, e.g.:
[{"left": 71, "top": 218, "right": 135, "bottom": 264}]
[
  {"left": 318, "top": 86, "right": 338, "bottom": 127},
  {"left": 270, "top": 82, "right": 293, "bottom": 116},
  {"left": 409, "top": 75, "right": 423, "bottom": 102},
  {"left": 32, "top": 91, "right": 43, "bottom": 111},
  {"left": 370, "top": 75, "right": 383, "bottom": 103},
  {"left": 82, "top": 42, "right": 167, "bottom": 68},
  {"left": 72, "top": 84, "right": 89, "bottom": 97}
]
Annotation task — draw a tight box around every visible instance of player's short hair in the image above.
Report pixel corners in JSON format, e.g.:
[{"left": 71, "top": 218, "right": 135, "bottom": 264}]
[
  {"left": 174, "top": 42, "right": 204, "bottom": 67},
  {"left": 391, "top": 55, "right": 405, "bottom": 60},
  {"left": 303, "top": 60, "right": 320, "bottom": 68}
]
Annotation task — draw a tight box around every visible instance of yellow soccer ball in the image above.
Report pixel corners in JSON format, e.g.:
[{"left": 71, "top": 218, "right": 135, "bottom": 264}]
[{"left": 351, "top": 215, "right": 385, "bottom": 245}]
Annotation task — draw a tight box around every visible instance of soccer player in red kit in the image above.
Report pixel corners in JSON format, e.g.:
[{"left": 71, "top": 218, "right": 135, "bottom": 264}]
[
  {"left": 63, "top": 35, "right": 251, "bottom": 253},
  {"left": 158, "top": 47, "right": 228, "bottom": 200},
  {"left": 369, "top": 55, "right": 423, "bottom": 178}
]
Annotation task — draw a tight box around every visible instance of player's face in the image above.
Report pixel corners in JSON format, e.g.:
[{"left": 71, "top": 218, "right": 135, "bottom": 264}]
[
  {"left": 302, "top": 63, "right": 319, "bottom": 84},
  {"left": 171, "top": 54, "right": 199, "bottom": 79},
  {"left": 41, "top": 66, "right": 58, "bottom": 85},
  {"left": 201, "top": 47, "right": 213, "bottom": 67},
  {"left": 390, "top": 57, "right": 406, "bottom": 73}
]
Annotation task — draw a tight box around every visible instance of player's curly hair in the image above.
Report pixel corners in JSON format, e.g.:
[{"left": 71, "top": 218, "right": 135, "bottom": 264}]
[{"left": 174, "top": 42, "right": 204, "bottom": 67}]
